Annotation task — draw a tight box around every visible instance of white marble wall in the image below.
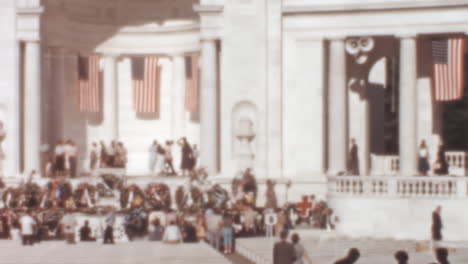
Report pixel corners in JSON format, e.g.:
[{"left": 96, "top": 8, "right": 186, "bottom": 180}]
[
  {"left": 0, "top": 1, "right": 19, "bottom": 178},
  {"left": 282, "top": 36, "right": 326, "bottom": 180},
  {"left": 330, "top": 196, "right": 468, "bottom": 241}
]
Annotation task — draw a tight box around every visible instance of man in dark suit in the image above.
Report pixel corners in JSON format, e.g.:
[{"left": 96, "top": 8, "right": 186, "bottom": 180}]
[
  {"left": 432, "top": 206, "right": 443, "bottom": 242},
  {"left": 273, "top": 230, "right": 296, "bottom": 264}
]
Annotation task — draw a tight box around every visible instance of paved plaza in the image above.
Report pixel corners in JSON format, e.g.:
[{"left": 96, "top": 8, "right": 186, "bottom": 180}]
[
  {"left": 0, "top": 240, "right": 230, "bottom": 264},
  {"left": 236, "top": 230, "right": 468, "bottom": 264}
]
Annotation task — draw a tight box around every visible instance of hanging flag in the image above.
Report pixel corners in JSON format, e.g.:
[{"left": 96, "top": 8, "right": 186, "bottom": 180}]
[
  {"left": 77, "top": 54, "right": 101, "bottom": 112},
  {"left": 132, "top": 56, "right": 161, "bottom": 113},
  {"left": 185, "top": 54, "right": 200, "bottom": 113},
  {"left": 432, "top": 37, "right": 465, "bottom": 101}
]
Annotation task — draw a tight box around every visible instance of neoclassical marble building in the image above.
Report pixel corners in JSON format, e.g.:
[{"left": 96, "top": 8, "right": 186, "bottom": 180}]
[{"left": 3, "top": 0, "right": 468, "bottom": 240}]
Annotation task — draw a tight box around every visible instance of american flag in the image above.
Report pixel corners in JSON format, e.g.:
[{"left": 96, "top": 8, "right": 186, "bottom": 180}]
[
  {"left": 185, "top": 54, "right": 200, "bottom": 113},
  {"left": 432, "top": 37, "right": 465, "bottom": 101},
  {"left": 132, "top": 56, "right": 161, "bottom": 113},
  {"left": 77, "top": 55, "right": 101, "bottom": 112}
]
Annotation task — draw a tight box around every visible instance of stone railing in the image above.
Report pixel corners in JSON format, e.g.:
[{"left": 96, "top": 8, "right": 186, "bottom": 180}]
[
  {"left": 328, "top": 176, "right": 467, "bottom": 198},
  {"left": 371, "top": 152, "right": 468, "bottom": 176}
]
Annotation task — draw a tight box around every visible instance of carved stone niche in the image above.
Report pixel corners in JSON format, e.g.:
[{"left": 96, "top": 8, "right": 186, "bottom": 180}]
[{"left": 232, "top": 101, "right": 257, "bottom": 172}]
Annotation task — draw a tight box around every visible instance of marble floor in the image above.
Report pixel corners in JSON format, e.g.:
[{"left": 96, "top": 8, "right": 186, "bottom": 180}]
[
  {"left": 0, "top": 240, "right": 230, "bottom": 264},
  {"left": 236, "top": 229, "right": 468, "bottom": 264}
]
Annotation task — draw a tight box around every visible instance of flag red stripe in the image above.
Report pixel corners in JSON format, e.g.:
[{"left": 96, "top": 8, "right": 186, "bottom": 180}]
[
  {"left": 185, "top": 54, "right": 200, "bottom": 113},
  {"left": 133, "top": 56, "right": 160, "bottom": 113},
  {"left": 78, "top": 55, "right": 100, "bottom": 113},
  {"left": 433, "top": 37, "right": 465, "bottom": 101}
]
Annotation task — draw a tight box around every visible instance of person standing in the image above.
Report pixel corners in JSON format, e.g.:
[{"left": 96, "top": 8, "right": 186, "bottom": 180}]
[
  {"left": 162, "top": 221, "right": 183, "bottom": 244},
  {"left": 164, "top": 141, "right": 176, "bottom": 176},
  {"left": 1, "top": 209, "right": 12, "bottom": 239},
  {"left": 90, "top": 142, "right": 99, "bottom": 171},
  {"left": 291, "top": 233, "right": 313, "bottom": 264},
  {"left": 347, "top": 138, "right": 359, "bottom": 175},
  {"left": 179, "top": 137, "right": 193, "bottom": 177},
  {"left": 103, "top": 210, "right": 116, "bottom": 244},
  {"left": 68, "top": 141, "right": 78, "bottom": 178},
  {"left": 61, "top": 213, "right": 77, "bottom": 244},
  {"left": 99, "top": 141, "right": 108, "bottom": 168},
  {"left": 39, "top": 138, "right": 50, "bottom": 177},
  {"left": 149, "top": 140, "right": 158, "bottom": 173},
  {"left": 432, "top": 206, "right": 443, "bottom": 245},
  {"left": 79, "top": 220, "right": 96, "bottom": 242},
  {"left": 273, "top": 230, "right": 296, "bottom": 264},
  {"left": 222, "top": 211, "right": 234, "bottom": 254},
  {"left": 191, "top": 144, "right": 199, "bottom": 171},
  {"left": 418, "top": 140, "right": 430, "bottom": 176},
  {"left": 107, "top": 141, "right": 117, "bottom": 168},
  {"left": 54, "top": 140, "right": 66, "bottom": 177},
  {"left": 434, "top": 142, "right": 448, "bottom": 175},
  {"left": 19, "top": 211, "right": 36, "bottom": 246}
]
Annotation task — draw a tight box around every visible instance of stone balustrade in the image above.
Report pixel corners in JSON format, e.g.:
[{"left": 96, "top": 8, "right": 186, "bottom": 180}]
[
  {"left": 328, "top": 176, "right": 467, "bottom": 198},
  {"left": 371, "top": 151, "right": 468, "bottom": 176}
]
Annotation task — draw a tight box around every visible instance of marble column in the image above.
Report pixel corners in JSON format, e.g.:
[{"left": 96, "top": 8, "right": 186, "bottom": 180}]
[
  {"left": 171, "top": 55, "right": 186, "bottom": 139},
  {"left": 363, "top": 85, "right": 371, "bottom": 176},
  {"left": 24, "top": 41, "right": 42, "bottom": 174},
  {"left": 328, "top": 38, "right": 348, "bottom": 175},
  {"left": 103, "top": 55, "right": 118, "bottom": 141},
  {"left": 200, "top": 40, "right": 218, "bottom": 174},
  {"left": 399, "top": 36, "right": 418, "bottom": 176}
]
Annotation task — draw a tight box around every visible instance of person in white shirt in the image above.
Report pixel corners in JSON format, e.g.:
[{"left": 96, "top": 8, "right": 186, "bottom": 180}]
[
  {"left": 149, "top": 140, "right": 158, "bottom": 173},
  {"left": 61, "top": 213, "right": 77, "bottom": 244},
  {"left": 19, "top": 212, "right": 36, "bottom": 246},
  {"left": 162, "top": 221, "right": 183, "bottom": 244}
]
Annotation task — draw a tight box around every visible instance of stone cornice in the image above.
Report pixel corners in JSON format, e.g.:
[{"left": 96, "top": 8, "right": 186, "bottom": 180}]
[
  {"left": 16, "top": 7, "right": 44, "bottom": 15},
  {"left": 193, "top": 4, "right": 224, "bottom": 14},
  {"left": 283, "top": 1, "right": 468, "bottom": 14}
]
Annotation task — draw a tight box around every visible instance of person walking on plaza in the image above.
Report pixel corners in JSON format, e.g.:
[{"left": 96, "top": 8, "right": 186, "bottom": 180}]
[
  {"left": 19, "top": 211, "right": 36, "bottom": 246},
  {"left": 273, "top": 230, "right": 296, "bottom": 264},
  {"left": 432, "top": 206, "right": 443, "bottom": 246},
  {"left": 418, "top": 140, "right": 430, "bottom": 176},
  {"left": 61, "top": 212, "right": 77, "bottom": 244},
  {"left": 291, "top": 233, "right": 313, "bottom": 264},
  {"left": 222, "top": 211, "right": 234, "bottom": 254}
]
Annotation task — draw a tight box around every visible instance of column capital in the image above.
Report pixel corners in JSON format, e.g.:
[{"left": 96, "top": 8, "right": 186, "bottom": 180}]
[
  {"left": 325, "top": 35, "right": 346, "bottom": 42},
  {"left": 395, "top": 33, "right": 418, "bottom": 39}
]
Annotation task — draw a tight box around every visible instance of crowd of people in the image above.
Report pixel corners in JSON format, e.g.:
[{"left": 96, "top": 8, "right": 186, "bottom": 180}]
[
  {"left": 89, "top": 140, "right": 128, "bottom": 170},
  {"left": 147, "top": 137, "right": 199, "bottom": 177},
  {"left": 274, "top": 231, "right": 452, "bottom": 264},
  {"left": 346, "top": 138, "right": 451, "bottom": 176},
  {"left": 40, "top": 139, "right": 79, "bottom": 178}
]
